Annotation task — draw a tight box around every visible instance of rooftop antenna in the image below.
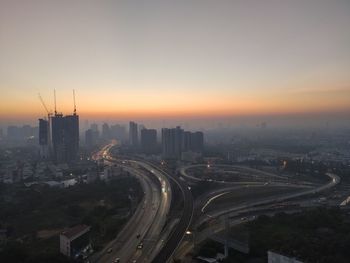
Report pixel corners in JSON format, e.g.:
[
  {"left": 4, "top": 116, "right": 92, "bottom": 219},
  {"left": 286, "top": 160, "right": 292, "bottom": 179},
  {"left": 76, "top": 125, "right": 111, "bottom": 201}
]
[
  {"left": 54, "top": 89, "right": 57, "bottom": 115},
  {"left": 73, "top": 89, "right": 76, "bottom": 115}
]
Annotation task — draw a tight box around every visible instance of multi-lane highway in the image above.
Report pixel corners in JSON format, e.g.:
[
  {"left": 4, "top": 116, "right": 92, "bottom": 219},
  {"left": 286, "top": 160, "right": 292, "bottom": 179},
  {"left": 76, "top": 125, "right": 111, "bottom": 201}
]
[
  {"left": 92, "top": 145, "right": 340, "bottom": 263},
  {"left": 173, "top": 171, "right": 340, "bottom": 261},
  {"left": 151, "top": 163, "right": 193, "bottom": 263},
  {"left": 198, "top": 172, "right": 340, "bottom": 221},
  {"left": 97, "top": 166, "right": 161, "bottom": 263},
  {"left": 91, "top": 145, "right": 172, "bottom": 263}
]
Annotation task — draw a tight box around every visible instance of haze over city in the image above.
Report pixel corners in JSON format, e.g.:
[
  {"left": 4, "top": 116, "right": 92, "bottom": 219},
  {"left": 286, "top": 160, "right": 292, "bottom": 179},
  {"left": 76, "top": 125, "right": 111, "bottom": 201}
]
[
  {"left": 1, "top": 1, "right": 350, "bottom": 263},
  {"left": 1, "top": 0, "right": 349, "bottom": 128}
]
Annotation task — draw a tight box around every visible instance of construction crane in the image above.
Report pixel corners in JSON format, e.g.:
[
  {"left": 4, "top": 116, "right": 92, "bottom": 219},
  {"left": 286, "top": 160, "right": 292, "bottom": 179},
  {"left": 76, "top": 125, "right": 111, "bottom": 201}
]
[
  {"left": 54, "top": 89, "right": 57, "bottom": 115},
  {"left": 38, "top": 93, "right": 52, "bottom": 149},
  {"left": 38, "top": 93, "right": 53, "bottom": 119},
  {"left": 73, "top": 89, "right": 77, "bottom": 115}
]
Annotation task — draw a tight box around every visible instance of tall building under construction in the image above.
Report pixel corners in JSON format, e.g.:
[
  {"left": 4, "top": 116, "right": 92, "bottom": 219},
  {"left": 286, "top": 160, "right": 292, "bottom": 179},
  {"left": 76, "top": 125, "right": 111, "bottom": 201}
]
[
  {"left": 38, "top": 90, "right": 80, "bottom": 163},
  {"left": 51, "top": 113, "right": 79, "bottom": 163}
]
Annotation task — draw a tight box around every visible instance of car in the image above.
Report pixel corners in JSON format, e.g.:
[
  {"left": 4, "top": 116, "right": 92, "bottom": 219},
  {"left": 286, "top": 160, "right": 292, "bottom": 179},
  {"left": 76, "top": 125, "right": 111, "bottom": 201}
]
[
  {"left": 136, "top": 234, "right": 141, "bottom": 239},
  {"left": 114, "top": 258, "right": 120, "bottom": 263},
  {"left": 107, "top": 248, "right": 113, "bottom": 253},
  {"left": 137, "top": 242, "right": 143, "bottom": 249}
]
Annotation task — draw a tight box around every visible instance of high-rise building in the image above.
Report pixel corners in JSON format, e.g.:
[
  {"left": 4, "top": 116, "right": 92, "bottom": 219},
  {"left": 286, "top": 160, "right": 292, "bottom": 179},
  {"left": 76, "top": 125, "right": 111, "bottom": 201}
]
[
  {"left": 51, "top": 114, "right": 65, "bottom": 163},
  {"left": 182, "top": 131, "right": 192, "bottom": 152},
  {"left": 85, "top": 128, "right": 98, "bottom": 148},
  {"left": 90, "top": 123, "right": 98, "bottom": 133},
  {"left": 7, "top": 126, "right": 20, "bottom": 141},
  {"left": 162, "top": 126, "right": 183, "bottom": 159},
  {"left": 140, "top": 128, "right": 157, "bottom": 154},
  {"left": 191, "top": 131, "right": 204, "bottom": 152},
  {"left": 51, "top": 113, "right": 79, "bottom": 163},
  {"left": 162, "top": 127, "right": 204, "bottom": 159},
  {"left": 129, "top": 121, "right": 138, "bottom": 147},
  {"left": 39, "top": 118, "right": 49, "bottom": 159},
  {"left": 7, "top": 125, "right": 36, "bottom": 141},
  {"left": 64, "top": 114, "right": 79, "bottom": 162},
  {"left": 110, "top": 124, "right": 127, "bottom": 142},
  {"left": 101, "top": 123, "right": 110, "bottom": 140}
]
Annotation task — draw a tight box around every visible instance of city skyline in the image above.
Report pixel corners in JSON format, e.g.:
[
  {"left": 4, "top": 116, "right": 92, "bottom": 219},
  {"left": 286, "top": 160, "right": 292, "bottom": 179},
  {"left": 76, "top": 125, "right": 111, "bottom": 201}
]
[{"left": 0, "top": 0, "right": 349, "bottom": 124}]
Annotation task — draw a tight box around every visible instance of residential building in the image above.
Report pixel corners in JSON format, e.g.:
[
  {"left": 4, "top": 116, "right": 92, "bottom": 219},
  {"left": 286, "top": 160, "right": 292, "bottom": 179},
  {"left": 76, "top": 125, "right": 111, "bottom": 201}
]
[
  {"left": 60, "top": 224, "right": 91, "bottom": 259},
  {"left": 140, "top": 128, "right": 157, "bottom": 154},
  {"left": 129, "top": 121, "right": 138, "bottom": 147}
]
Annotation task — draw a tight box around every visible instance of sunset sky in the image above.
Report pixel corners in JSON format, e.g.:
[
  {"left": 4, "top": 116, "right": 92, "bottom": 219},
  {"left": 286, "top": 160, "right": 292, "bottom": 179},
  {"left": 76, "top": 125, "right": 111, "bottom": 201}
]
[{"left": 0, "top": 0, "right": 349, "bottom": 124}]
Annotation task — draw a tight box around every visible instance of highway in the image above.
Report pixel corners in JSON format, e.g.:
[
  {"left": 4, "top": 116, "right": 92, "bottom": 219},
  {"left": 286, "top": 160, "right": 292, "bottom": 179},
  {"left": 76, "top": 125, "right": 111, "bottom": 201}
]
[
  {"left": 173, "top": 169, "right": 340, "bottom": 261},
  {"left": 175, "top": 206, "right": 305, "bottom": 260},
  {"left": 126, "top": 161, "right": 172, "bottom": 263},
  {"left": 97, "top": 166, "right": 160, "bottom": 263},
  {"left": 194, "top": 172, "right": 339, "bottom": 227},
  {"left": 91, "top": 145, "right": 172, "bottom": 263},
  {"left": 140, "top": 162, "right": 194, "bottom": 263},
  {"left": 179, "top": 164, "right": 318, "bottom": 186},
  {"left": 92, "top": 149, "right": 340, "bottom": 262}
]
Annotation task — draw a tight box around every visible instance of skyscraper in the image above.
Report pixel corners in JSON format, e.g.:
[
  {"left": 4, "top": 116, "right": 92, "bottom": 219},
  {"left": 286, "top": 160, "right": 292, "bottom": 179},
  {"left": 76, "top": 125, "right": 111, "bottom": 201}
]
[
  {"left": 51, "top": 113, "right": 79, "bottom": 163},
  {"left": 140, "top": 128, "right": 157, "bottom": 154},
  {"left": 85, "top": 128, "right": 98, "bottom": 148},
  {"left": 129, "top": 121, "right": 138, "bottom": 147},
  {"left": 90, "top": 123, "right": 99, "bottom": 133},
  {"left": 162, "top": 127, "right": 204, "bottom": 159},
  {"left": 64, "top": 114, "right": 79, "bottom": 162},
  {"left": 101, "top": 123, "right": 110, "bottom": 140},
  {"left": 51, "top": 113, "right": 65, "bottom": 163},
  {"left": 161, "top": 126, "right": 183, "bottom": 159},
  {"left": 39, "top": 118, "right": 49, "bottom": 159},
  {"left": 191, "top": 131, "right": 204, "bottom": 153},
  {"left": 110, "top": 124, "right": 127, "bottom": 142}
]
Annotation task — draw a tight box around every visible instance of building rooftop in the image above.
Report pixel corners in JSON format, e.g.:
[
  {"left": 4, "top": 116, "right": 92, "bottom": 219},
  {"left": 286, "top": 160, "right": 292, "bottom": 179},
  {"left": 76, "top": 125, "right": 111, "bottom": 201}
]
[{"left": 61, "top": 224, "right": 90, "bottom": 240}]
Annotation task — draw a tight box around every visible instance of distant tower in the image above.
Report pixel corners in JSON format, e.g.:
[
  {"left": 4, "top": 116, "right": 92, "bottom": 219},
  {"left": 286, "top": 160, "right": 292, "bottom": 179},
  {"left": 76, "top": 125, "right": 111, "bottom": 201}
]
[
  {"left": 129, "top": 121, "right": 138, "bottom": 147},
  {"left": 161, "top": 126, "right": 183, "bottom": 159},
  {"left": 102, "top": 123, "right": 110, "bottom": 140},
  {"left": 38, "top": 118, "right": 49, "bottom": 159},
  {"left": 140, "top": 128, "right": 157, "bottom": 154}
]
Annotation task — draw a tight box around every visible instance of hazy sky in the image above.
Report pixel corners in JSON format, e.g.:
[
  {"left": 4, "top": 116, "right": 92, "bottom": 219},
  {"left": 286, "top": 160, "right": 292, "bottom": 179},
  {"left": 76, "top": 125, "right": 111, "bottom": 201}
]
[{"left": 0, "top": 0, "right": 349, "bottom": 123}]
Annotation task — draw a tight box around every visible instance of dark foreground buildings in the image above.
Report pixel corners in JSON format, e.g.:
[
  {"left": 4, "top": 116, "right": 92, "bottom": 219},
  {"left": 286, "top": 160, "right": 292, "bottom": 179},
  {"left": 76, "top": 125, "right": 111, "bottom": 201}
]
[{"left": 60, "top": 224, "right": 91, "bottom": 259}]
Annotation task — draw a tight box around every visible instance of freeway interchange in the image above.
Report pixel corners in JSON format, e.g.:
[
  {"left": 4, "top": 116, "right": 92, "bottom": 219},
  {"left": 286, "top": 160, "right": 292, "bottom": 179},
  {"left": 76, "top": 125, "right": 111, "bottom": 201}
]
[{"left": 91, "top": 144, "right": 340, "bottom": 263}]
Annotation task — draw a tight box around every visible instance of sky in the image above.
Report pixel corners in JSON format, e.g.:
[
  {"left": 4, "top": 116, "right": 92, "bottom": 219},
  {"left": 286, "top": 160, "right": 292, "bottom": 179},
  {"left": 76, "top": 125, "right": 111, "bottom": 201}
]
[{"left": 0, "top": 0, "right": 349, "bottom": 126}]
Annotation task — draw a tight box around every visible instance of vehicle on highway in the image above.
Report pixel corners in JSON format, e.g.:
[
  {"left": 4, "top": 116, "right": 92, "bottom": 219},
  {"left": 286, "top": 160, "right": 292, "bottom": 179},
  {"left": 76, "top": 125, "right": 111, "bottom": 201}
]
[
  {"left": 136, "top": 233, "right": 141, "bottom": 239},
  {"left": 107, "top": 248, "right": 113, "bottom": 253},
  {"left": 137, "top": 242, "right": 144, "bottom": 249},
  {"left": 114, "top": 257, "right": 120, "bottom": 263}
]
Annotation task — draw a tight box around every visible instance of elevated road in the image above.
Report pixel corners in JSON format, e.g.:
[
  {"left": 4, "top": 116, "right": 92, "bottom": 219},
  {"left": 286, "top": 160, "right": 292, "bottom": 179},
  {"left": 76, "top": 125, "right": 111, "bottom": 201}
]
[
  {"left": 94, "top": 166, "right": 161, "bottom": 263},
  {"left": 91, "top": 145, "right": 172, "bottom": 263},
  {"left": 139, "top": 162, "right": 194, "bottom": 263},
  {"left": 174, "top": 169, "right": 340, "bottom": 261}
]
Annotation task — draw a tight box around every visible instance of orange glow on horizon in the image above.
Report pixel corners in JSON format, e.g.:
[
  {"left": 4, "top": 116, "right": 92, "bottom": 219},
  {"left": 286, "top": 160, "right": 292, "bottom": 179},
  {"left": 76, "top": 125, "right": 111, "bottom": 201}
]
[{"left": 0, "top": 84, "right": 349, "bottom": 121}]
